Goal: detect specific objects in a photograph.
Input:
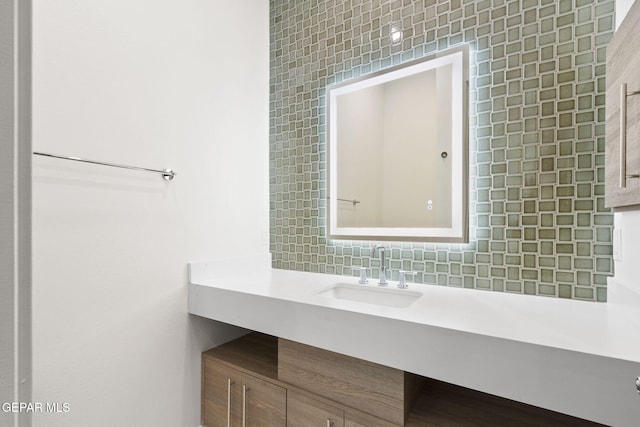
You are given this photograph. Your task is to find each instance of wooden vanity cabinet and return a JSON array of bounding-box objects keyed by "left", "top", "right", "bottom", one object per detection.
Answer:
[
  {"left": 202, "top": 333, "right": 600, "bottom": 427},
  {"left": 605, "top": 0, "right": 640, "bottom": 208}
]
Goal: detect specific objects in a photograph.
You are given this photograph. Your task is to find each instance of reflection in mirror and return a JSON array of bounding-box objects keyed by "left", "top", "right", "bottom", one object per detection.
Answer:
[{"left": 328, "top": 45, "right": 469, "bottom": 242}]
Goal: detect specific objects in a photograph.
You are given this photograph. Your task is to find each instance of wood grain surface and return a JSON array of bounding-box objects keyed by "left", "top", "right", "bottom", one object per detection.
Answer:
[
  {"left": 287, "top": 390, "right": 345, "bottom": 427},
  {"left": 202, "top": 332, "right": 601, "bottom": 426},
  {"left": 278, "top": 338, "right": 420, "bottom": 425},
  {"left": 606, "top": 0, "right": 640, "bottom": 207}
]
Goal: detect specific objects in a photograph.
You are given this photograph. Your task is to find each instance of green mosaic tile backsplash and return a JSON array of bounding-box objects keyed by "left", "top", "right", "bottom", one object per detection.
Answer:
[{"left": 269, "top": 0, "right": 615, "bottom": 301}]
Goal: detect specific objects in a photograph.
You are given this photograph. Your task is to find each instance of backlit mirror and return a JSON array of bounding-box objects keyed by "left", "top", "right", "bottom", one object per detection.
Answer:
[{"left": 327, "top": 45, "right": 469, "bottom": 242}]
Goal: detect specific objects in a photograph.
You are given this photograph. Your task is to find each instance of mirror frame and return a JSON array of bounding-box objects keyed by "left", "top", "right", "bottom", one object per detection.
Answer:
[{"left": 327, "top": 45, "right": 469, "bottom": 243}]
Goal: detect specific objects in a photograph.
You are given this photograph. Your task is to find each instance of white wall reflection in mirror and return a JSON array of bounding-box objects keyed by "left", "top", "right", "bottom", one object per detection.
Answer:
[{"left": 328, "top": 45, "right": 469, "bottom": 242}]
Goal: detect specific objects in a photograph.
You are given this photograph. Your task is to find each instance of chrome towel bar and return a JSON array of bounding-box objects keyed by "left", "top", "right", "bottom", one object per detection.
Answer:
[
  {"left": 33, "top": 151, "right": 176, "bottom": 181},
  {"left": 337, "top": 198, "right": 360, "bottom": 206}
]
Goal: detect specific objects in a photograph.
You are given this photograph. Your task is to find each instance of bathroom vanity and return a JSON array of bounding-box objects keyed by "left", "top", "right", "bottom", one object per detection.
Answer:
[
  {"left": 202, "top": 332, "right": 599, "bottom": 426},
  {"left": 189, "top": 255, "right": 640, "bottom": 426}
]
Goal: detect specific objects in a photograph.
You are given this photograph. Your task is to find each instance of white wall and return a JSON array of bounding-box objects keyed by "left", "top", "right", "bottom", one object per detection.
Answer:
[
  {"left": 31, "top": 1, "right": 269, "bottom": 426},
  {"left": 616, "top": 0, "right": 636, "bottom": 29},
  {"left": 613, "top": 210, "right": 640, "bottom": 290}
]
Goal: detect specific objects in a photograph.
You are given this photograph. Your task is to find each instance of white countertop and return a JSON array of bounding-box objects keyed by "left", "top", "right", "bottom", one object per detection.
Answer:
[
  {"left": 188, "top": 254, "right": 640, "bottom": 426},
  {"left": 190, "top": 264, "right": 640, "bottom": 363}
]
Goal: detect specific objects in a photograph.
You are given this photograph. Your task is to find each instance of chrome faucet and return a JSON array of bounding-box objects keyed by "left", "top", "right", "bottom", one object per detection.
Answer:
[{"left": 372, "top": 245, "right": 388, "bottom": 286}]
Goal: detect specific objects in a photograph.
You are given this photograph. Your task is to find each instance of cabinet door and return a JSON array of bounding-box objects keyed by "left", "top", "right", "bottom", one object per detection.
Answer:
[
  {"left": 203, "top": 359, "right": 242, "bottom": 427},
  {"left": 242, "top": 373, "right": 287, "bottom": 427},
  {"left": 287, "top": 391, "right": 344, "bottom": 427},
  {"left": 606, "top": 0, "right": 640, "bottom": 208}
]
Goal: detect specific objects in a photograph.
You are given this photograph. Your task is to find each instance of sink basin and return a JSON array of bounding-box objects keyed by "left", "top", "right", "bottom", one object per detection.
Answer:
[{"left": 315, "top": 283, "right": 422, "bottom": 308}]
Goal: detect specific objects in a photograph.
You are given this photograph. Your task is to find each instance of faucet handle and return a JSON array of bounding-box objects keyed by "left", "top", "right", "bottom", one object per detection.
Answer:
[
  {"left": 372, "top": 244, "right": 386, "bottom": 255},
  {"left": 398, "top": 270, "right": 416, "bottom": 289},
  {"left": 352, "top": 267, "right": 369, "bottom": 284}
]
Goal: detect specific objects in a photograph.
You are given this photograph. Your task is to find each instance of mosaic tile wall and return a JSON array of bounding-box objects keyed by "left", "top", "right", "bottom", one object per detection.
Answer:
[{"left": 269, "top": 0, "right": 615, "bottom": 301}]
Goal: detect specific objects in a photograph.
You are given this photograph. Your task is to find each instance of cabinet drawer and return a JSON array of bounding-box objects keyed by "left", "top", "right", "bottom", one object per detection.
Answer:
[{"left": 287, "top": 391, "right": 344, "bottom": 427}]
